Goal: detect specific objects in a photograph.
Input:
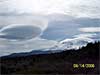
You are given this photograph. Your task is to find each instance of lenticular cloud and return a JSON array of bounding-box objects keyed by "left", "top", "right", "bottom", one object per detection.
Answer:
[
  {"left": 0, "top": 15, "right": 48, "bottom": 41},
  {"left": 0, "top": 24, "right": 42, "bottom": 41}
]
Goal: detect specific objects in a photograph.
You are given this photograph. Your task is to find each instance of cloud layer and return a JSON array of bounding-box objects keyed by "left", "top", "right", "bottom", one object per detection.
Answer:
[{"left": 0, "top": 0, "right": 100, "bottom": 18}]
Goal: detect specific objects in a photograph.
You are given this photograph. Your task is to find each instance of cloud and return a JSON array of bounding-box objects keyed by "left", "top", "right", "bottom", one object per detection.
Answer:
[
  {"left": 74, "top": 33, "right": 97, "bottom": 38},
  {"left": 0, "top": 37, "right": 57, "bottom": 56},
  {"left": 0, "top": 15, "right": 48, "bottom": 41},
  {"left": 79, "top": 27, "right": 100, "bottom": 32},
  {"left": 0, "top": 25, "right": 42, "bottom": 40},
  {"left": 74, "top": 33, "right": 100, "bottom": 41},
  {"left": 0, "top": 0, "right": 100, "bottom": 18}
]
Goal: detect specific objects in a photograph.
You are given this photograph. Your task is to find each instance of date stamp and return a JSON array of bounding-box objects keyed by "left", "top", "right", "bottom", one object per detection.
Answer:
[{"left": 73, "top": 64, "right": 95, "bottom": 68}]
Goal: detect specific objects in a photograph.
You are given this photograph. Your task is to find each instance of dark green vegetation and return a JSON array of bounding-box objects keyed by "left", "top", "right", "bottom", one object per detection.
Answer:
[{"left": 0, "top": 42, "right": 100, "bottom": 74}]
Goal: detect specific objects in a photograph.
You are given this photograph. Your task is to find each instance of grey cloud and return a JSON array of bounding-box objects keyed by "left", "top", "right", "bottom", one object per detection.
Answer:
[{"left": 0, "top": 25, "right": 42, "bottom": 41}]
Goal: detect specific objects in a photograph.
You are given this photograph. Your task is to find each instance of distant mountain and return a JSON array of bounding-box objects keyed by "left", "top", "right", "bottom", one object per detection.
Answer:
[{"left": 2, "top": 49, "right": 62, "bottom": 58}]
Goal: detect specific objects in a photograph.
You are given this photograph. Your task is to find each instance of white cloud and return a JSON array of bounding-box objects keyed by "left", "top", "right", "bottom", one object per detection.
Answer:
[{"left": 79, "top": 27, "right": 100, "bottom": 32}]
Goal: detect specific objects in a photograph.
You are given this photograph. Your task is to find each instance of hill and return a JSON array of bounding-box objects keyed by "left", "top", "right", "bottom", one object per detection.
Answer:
[{"left": 0, "top": 42, "right": 100, "bottom": 74}]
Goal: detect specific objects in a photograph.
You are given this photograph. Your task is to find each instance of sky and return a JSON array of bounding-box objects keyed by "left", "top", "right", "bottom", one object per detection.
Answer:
[
  {"left": 0, "top": 0, "right": 100, "bottom": 56},
  {"left": 0, "top": 0, "right": 100, "bottom": 18}
]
